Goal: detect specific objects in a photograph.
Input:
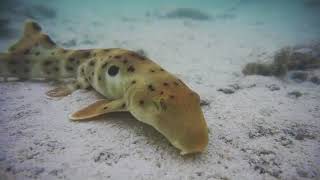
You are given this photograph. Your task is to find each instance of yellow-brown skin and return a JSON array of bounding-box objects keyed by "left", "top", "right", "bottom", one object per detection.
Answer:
[{"left": 0, "top": 20, "right": 208, "bottom": 155}]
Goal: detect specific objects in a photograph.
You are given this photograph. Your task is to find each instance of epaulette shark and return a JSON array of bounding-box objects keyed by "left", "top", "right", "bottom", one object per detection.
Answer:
[{"left": 0, "top": 20, "right": 208, "bottom": 155}]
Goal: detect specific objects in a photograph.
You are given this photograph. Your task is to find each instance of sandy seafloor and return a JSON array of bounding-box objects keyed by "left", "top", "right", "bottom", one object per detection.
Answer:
[{"left": 0, "top": 0, "right": 320, "bottom": 179}]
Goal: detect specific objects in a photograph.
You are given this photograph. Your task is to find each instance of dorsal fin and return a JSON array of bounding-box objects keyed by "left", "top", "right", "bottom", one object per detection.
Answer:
[
  {"left": 24, "top": 20, "right": 42, "bottom": 36},
  {"left": 8, "top": 20, "right": 56, "bottom": 54}
]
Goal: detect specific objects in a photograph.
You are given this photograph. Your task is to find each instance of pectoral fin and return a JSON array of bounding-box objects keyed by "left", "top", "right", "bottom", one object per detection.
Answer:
[
  {"left": 69, "top": 99, "right": 126, "bottom": 120},
  {"left": 46, "top": 86, "right": 73, "bottom": 97},
  {"left": 46, "top": 80, "right": 90, "bottom": 97}
]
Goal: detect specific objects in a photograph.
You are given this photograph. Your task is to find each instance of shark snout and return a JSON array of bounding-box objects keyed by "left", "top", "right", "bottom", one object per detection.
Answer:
[{"left": 155, "top": 95, "right": 209, "bottom": 155}]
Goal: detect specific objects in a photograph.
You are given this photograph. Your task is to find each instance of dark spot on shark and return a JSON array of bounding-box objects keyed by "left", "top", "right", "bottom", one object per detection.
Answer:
[
  {"left": 66, "top": 66, "right": 74, "bottom": 71},
  {"left": 104, "top": 106, "right": 108, "bottom": 109},
  {"left": 51, "top": 52, "right": 55, "bottom": 55},
  {"left": 122, "top": 103, "right": 126, "bottom": 108},
  {"left": 114, "top": 55, "right": 121, "bottom": 59},
  {"left": 139, "top": 100, "right": 144, "bottom": 105},
  {"left": 108, "top": 65, "right": 119, "bottom": 76},
  {"left": 123, "top": 59, "right": 128, "bottom": 64},
  {"left": 127, "top": 65, "right": 135, "bottom": 72},
  {"left": 76, "top": 84, "right": 81, "bottom": 89},
  {"left": 174, "top": 81, "right": 179, "bottom": 86},
  {"left": 170, "top": 95, "right": 175, "bottom": 99},
  {"left": 89, "top": 60, "right": 95, "bottom": 66},
  {"left": 68, "top": 57, "right": 75, "bottom": 62},
  {"left": 160, "top": 91, "right": 164, "bottom": 95},
  {"left": 8, "top": 60, "right": 17, "bottom": 65},
  {"left": 103, "top": 49, "right": 110, "bottom": 52},
  {"left": 131, "top": 80, "right": 136, "bottom": 84},
  {"left": 163, "top": 82, "right": 169, "bottom": 86},
  {"left": 160, "top": 68, "right": 164, "bottom": 71},
  {"left": 35, "top": 52, "right": 40, "bottom": 56},
  {"left": 148, "top": 84, "right": 155, "bottom": 91},
  {"left": 43, "top": 60, "right": 52, "bottom": 66},
  {"left": 98, "top": 76, "right": 102, "bottom": 81},
  {"left": 54, "top": 67, "right": 59, "bottom": 72},
  {"left": 24, "top": 49, "right": 30, "bottom": 55},
  {"left": 102, "top": 62, "right": 108, "bottom": 68},
  {"left": 76, "top": 60, "right": 80, "bottom": 65},
  {"left": 150, "top": 69, "right": 155, "bottom": 73},
  {"left": 92, "top": 72, "right": 94, "bottom": 76},
  {"left": 79, "top": 50, "right": 91, "bottom": 58}
]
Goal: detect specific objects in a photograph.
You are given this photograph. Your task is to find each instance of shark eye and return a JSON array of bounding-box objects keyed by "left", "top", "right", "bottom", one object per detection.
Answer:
[{"left": 108, "top": 65, "right": 119, "bottom": 76}]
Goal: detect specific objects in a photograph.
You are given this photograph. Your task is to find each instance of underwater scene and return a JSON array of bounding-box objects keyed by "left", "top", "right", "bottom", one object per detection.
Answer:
[{"left": 0, "top": 0, "right": 319, "bottom": 179}]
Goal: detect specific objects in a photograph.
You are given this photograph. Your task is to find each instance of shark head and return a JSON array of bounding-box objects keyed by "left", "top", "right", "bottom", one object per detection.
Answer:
[{"left": 127, "top": 79, "right": 208, "bottom": 155}]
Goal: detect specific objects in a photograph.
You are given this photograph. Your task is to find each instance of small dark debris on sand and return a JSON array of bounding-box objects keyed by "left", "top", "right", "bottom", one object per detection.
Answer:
[
  {"left": 296, "top": 165, "right": 318, "bottom": 178},
  {"left": 287, "top": 91, "right": 303, "bottom": 98},
  {"left": 217, "top": 83, "right": 250, "bottom": 94},
  {"left": 248, "top": 125, "right": 278, "bottom": 139},
  {"left": 282, "top": 123, "right": 316, "bottom": 140},
  {"left": 94, "top": 149, "right": 129, "bottom": 166},
  {"left": 290, "top": 71, "right": 309, "bottom": 82},
  {"left": 217, "top": 88, "right": 235, "bottom": 94},
  {"left": 310, "top": 76, "right": 320, "bottom": 85},
  {"left": 246, "top": 149, "right": 282, "bottom": 178},
  {"left": 266, "top": 84, "right": 280, "bottom": 91},
  {"left": 218, "top": 84, "right": 240, "bottom": 94},
  {"left": 164, "top": 8, "right": 212, "bottom": 21},
  {"left": 275, "top": 136, "right": 293, "bottom": 147}
]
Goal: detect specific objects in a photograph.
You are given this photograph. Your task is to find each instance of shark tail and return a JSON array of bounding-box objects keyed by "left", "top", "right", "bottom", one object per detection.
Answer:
[
  {"left": 8, "top": 20, "right": 57, "bottom": 54},
  {"left": 0, "top": 20, "right": 76, "bottom": 81}
]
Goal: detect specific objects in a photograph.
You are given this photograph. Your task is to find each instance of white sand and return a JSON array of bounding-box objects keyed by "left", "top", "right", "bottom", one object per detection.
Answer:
[{"left": 0, "top": 1, "right": 320, "bottom": 179}]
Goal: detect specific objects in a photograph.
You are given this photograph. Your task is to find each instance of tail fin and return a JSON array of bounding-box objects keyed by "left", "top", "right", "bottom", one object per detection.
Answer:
[
  {"left": 0, "top": 20, "right": 58, "bottom": 80},
  {"left": 8, "top": 20, "right": 56, "bottom": 54}
]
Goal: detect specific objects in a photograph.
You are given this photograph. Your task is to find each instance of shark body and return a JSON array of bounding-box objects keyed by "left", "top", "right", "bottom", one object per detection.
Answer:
[{"left": 0, "top": 21, "right": 208, "bottom": 155}]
